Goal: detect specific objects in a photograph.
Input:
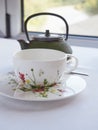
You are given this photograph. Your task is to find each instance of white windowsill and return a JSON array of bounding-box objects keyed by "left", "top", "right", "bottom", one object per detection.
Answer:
[
  {"left": 68, "top": 35, "right": 98, "bottom": 48},
  {"left": 14, "top": 32, "right": 98, "bottom": 48}
]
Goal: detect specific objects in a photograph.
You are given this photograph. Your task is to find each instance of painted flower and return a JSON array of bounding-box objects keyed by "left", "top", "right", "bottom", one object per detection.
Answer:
[
  {"left": 19, "top": 72, "right": 25, "bottom": 83},
  {"left": 25, "top": 79, "right": 30, "bottom": 84},
  {"left": 31, "top": 68, "right": 34, "bottom": 72},
  {"left": 57, "top": 89, "right": 66, "bottom": 93}
]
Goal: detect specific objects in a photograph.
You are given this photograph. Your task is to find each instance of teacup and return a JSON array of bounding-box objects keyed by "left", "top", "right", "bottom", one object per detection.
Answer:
[{"left": 13, "top": 49, "right": 78, "bottom": 88}]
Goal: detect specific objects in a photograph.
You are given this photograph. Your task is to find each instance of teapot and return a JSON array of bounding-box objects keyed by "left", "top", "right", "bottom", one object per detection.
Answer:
[{"left": 18, "top": 12, "right": 72, "bottom": 54}]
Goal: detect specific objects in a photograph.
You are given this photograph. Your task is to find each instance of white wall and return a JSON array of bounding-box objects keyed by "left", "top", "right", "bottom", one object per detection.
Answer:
[
  {"left": 0, "top": 0, "right": 6, "bottom": 36},
  {"left": 7, "top": 0, "right": 21, "bottom": 37},
  {"left": 0, "top": 0, "right": 21, "bottom": 37}
]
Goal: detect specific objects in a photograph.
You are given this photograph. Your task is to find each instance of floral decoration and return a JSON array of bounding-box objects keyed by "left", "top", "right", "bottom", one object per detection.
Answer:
[{"left": 8, "top": 68, "right": 67, "bottom": 98}]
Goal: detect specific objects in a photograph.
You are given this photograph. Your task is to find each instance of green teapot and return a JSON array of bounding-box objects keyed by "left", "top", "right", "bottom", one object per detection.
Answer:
[{"left": 18, "top": 12, "right": 72, "bottom": 54}]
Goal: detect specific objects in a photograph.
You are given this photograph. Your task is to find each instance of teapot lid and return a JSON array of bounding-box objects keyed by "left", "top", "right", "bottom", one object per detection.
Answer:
[{"left": 33, "top": 30, "right": 63, "bottom": 42}]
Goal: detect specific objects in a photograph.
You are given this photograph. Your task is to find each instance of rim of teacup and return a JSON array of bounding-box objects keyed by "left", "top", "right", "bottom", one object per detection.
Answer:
[{"left": 13, "top": 48, "right": 67, "bottom": 62}]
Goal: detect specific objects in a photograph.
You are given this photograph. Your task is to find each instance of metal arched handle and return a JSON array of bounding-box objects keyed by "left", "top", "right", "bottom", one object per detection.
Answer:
[{"left": 24, "top": 12, "right": 69, "bottom": 42}]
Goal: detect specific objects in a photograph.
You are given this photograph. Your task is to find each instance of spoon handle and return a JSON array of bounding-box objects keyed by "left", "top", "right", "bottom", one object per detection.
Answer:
[{"left": 70, "top": 72, "right": 88, "bottom": 76}]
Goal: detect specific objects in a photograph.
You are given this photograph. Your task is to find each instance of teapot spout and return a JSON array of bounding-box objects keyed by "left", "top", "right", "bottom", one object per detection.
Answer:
[{"left": 18, "top": 39, "right": 29, "bottom": 50}]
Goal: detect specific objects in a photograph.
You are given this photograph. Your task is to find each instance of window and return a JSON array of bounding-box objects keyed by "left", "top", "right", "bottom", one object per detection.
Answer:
[{"left": 22, "top": 0, "right": 98, "bottom": 37}]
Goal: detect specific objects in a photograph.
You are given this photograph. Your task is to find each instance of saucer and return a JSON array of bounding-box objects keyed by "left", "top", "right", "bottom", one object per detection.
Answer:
[{"left": 0, "top": 72, "right": 86, "bottom": 101}]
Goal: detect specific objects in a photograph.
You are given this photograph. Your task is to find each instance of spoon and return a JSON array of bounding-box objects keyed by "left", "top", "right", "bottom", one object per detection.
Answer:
[{"left": 70, "top": 72, "right": 88, "bottom": 76}]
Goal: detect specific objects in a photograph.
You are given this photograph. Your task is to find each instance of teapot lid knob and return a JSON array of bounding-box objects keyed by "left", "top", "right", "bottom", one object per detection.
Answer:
[{"left": 45, "top": 30, "right": 50, "bottom": 37}]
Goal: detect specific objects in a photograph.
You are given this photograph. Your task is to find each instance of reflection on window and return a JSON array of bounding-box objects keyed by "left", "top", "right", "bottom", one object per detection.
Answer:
[{"left": 23, "top": 0, "right": 98, "bottom": 36}]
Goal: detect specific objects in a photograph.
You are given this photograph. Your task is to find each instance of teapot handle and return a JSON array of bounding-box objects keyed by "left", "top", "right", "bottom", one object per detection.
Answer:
[{"left": 24, "top": 12, "right": 69, "bottom": 42}]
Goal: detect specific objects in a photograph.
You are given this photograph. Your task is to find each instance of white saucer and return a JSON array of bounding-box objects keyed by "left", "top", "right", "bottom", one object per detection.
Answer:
[{"left": 0, "top": 72, "right": 86, "bottom": 101}]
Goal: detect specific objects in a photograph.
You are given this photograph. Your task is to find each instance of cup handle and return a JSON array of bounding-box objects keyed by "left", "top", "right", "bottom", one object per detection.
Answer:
[{"left": 65, "top": 55, "right": 78, "bottom": 73}]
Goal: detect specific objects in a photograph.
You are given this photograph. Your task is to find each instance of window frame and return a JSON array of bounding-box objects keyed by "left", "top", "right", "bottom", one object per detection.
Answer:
[{"left": 21, "top": 0, "right": 98, "bottom": 48}]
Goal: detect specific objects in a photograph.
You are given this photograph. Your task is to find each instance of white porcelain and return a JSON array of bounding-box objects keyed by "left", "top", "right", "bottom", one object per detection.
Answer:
[
  {"left": 0, "top": 72, "right": 86, "bottom": 101},
  {"left": 13, "top": 49, "right": 78, "bottom": 88}
]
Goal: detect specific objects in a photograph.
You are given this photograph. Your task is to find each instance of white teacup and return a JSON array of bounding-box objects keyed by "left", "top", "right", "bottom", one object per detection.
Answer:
[{"left": 13, "top": 49, "right": 78, "bottom": 87}]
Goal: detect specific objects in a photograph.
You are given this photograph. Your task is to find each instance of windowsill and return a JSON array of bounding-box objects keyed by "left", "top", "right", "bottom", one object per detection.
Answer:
[
  {"left": 13, "top": 32, "right": 98, "bottom": 48},
  {"left": 68, "top": 35, "right": 98, "bottom": 48}
]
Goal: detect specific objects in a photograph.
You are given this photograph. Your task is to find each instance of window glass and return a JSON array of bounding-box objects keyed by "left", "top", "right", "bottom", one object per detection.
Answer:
[{"left": 23, "top": 0, "right": 98, "bottom": 36}]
